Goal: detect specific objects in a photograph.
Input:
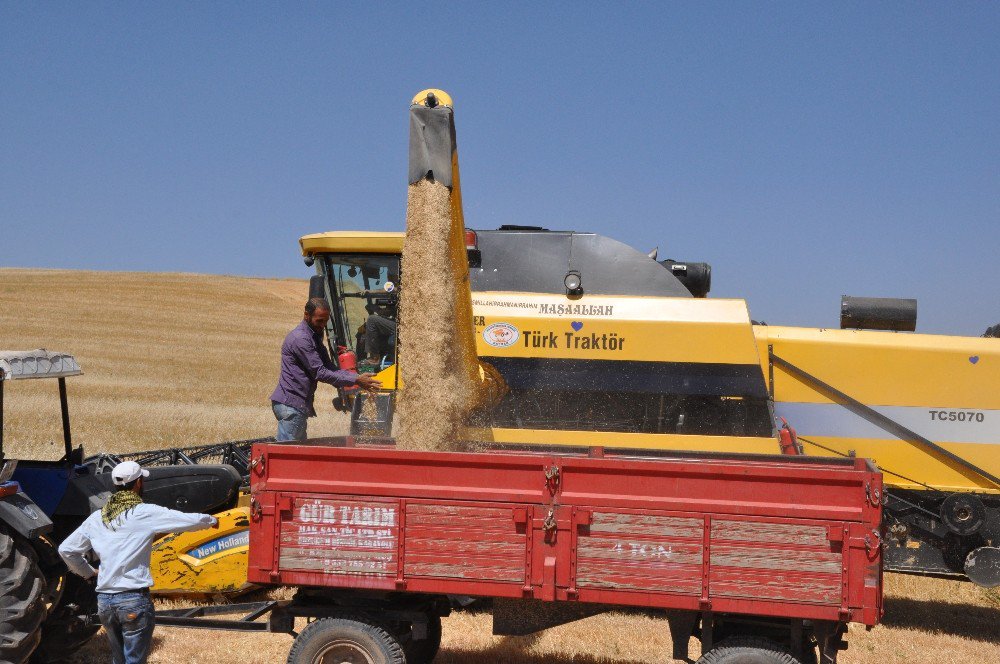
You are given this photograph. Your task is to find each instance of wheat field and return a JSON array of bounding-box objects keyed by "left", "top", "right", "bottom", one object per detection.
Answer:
[{"left": 0, "top": 268, "right": 997, "bottom": 663}]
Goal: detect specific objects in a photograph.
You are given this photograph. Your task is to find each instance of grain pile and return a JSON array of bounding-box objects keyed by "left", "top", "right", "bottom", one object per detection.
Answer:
[{"left": 395, "top": 179, "right": 476, "bottom": 451}]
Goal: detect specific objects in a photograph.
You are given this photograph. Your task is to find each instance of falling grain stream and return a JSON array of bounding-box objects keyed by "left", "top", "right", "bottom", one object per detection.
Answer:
[{"left": 395, "top": 179, "right": 476, "bottom": 451}]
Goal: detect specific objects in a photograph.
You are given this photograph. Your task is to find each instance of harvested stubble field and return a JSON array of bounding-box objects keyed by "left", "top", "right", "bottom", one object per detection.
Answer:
[{"left": 1, "top": 268, "right": 997, "bottom": 663}]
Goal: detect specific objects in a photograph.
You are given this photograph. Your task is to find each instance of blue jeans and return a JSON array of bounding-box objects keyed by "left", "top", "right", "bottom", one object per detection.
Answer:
[
  {"left": 273, "top": 401, "right": 308, "bottom": 441},
  {"left": 97, "top": 591, "right": 155, "bottom": 664}
]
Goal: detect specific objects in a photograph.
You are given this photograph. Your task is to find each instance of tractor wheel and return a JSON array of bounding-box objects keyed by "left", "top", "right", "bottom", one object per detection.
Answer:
[
  {"left": 287, "top": 614, "right": 405, "bottom": 664},
  {"left": 30, "top": 574, "right": 100, "bottom": 663},
  {"left": 697, "top": 637, "right": 809, "bottom": 664},
  {"left": 0, "top": 526, "right": 46, "bottom": 664}
]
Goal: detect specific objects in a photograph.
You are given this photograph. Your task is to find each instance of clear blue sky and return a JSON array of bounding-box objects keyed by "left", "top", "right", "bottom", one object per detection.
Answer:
[{"left": 2, "top": 3, "right": 997, "bottom": 335}]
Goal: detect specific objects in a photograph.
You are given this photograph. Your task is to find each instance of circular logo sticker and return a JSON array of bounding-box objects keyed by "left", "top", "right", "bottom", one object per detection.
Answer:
[{"left": 482, "top": 322, "right": 520, "bottom": 348}]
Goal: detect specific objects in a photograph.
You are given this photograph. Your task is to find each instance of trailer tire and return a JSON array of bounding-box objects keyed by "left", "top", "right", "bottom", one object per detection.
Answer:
[
  {"left": 0, "top": 527, "right": 46, "bottom": 664},
  {"left": 697, "top": 637, "right": 806, "bottom": 664},
  {"left": 287, "top": 615, "right": 405, "bottom": 664},
  {"left": 402, "top": 614, "right": 441, "bottom": 664}
]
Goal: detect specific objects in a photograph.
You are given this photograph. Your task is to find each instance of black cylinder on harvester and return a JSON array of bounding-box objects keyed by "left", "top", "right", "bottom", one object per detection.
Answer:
[{"left": 840, "top": 295, "right": 917, "bottom": 331}]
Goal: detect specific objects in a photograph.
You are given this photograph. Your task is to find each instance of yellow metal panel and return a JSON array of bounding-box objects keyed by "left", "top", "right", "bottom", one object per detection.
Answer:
[
  {"left": 798, "top": 436, "right": 999, "bottom": 494},
  {"left": 472, "top": 293, "right": 762, "bottom": 365},
  {"left": 374, "top": 363, "right": 397, "bottom": 390},
  {"left": 755, "top": 325, "right": 1000, "bottom": 493},
  {"left": 755, "top": 325, "right": 1000, "bottom": 408},
  {"left": 468, "top": 426, "right": 778, "bottom": 453},
  {"left": 150, "top": 507, "right": 253, "bottom": 596},
  {"left": 412, "top": 88, "right": 454, "bottom": 107},
  {"left": 441, "top": 121, "right": 487, "bottom": 405},
  {"left": 299, "top": 231, "right": 404, "bottom": 256}
]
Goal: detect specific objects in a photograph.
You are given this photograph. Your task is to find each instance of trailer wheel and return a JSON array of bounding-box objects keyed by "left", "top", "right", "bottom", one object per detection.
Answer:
[
  {"left": 0, "top": 527, "right": 46, "bottom": 664},
  {"left": 401, "top": 614, "right": 441, "bottom": 664},
  {"left": 287, "top": 615, "right": 405, "bottom": 664},
  {"left": 697, "top": 637, "right": 807, "bottom": 664}
]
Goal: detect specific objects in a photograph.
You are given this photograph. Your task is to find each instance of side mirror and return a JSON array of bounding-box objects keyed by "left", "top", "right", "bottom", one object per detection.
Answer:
[{"left": 308, "top": 275, "right": 327, "bottom": 302}]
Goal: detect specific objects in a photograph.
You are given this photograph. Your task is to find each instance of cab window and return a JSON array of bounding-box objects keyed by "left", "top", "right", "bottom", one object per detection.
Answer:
[{"left": 323, "top": 255, "right": 400, "bottom": 369}]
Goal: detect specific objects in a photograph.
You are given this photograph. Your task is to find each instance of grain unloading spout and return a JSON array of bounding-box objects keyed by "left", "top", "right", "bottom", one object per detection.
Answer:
[
  {"left": 396, "top": 89, "right": 505, "bottom": 449},
  {"left": 408, "top": 89, "right": 457, "bottom": 188}
]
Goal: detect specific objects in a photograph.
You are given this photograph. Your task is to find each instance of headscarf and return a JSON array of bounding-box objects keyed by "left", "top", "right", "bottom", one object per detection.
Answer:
[{"left": 101, "top": 491, "right": 143, "bottom": 528}]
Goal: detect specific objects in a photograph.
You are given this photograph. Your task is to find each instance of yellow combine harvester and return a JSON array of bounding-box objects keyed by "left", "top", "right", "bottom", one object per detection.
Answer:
[
  {"left": 141, "top": 89, "right": 996, "bottom": 597},
  {"left": 297, "top": 89, "right": 1000, "bottom": 587}
]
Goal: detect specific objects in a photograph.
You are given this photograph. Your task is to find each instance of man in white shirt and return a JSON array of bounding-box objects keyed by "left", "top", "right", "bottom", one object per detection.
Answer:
[{"left": 58, "top": 461, "right": 219, "bottom": 664}]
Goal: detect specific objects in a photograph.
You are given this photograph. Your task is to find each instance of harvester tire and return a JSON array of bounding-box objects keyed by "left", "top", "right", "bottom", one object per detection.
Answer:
[
  {"left": 697, "top": 637, "right": 808, "bottom": 664},
  {"left": 0, "top": 527, "right": 46, "bottom": 664},
  {"left": 287, "top": 614, "right": 405, "bottom": 664}
]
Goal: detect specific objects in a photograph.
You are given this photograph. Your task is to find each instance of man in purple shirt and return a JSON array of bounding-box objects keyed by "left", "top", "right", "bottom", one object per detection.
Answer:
[{"left": 270, "top": 298, "right": 381, "bottom": 440}]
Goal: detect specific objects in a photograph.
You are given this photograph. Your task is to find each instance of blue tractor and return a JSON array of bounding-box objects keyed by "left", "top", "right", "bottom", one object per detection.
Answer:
[
  {"left": 0, "top": 350, "right": 243, "bottom": 663},
  {"left": 0, "top": 350, "right": 94, "bottom": 663}
]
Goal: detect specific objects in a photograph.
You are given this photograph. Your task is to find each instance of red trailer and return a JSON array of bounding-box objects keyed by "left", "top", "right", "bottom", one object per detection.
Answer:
[{"left": 237, "top": 438, "right": 883, "bottom": 664}]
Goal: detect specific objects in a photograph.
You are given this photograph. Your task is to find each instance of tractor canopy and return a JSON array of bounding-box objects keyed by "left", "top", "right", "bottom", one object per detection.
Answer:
[
  {"left": 0, "top": 350, "right": 82, "bottom": 381},
  {"left": 0, "top": 349, "right": 83, "bottom": 466}
]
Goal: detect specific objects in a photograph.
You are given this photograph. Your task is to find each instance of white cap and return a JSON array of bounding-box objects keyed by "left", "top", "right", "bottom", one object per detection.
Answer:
[{"left": 111, "top": 461, "right": 150, "bottom": 486}]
